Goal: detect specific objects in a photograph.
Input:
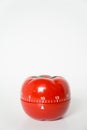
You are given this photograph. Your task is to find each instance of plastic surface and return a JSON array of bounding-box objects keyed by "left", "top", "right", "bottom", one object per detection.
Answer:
[{"left": 20, "top": 75, "right": 71, "bottom": 120}]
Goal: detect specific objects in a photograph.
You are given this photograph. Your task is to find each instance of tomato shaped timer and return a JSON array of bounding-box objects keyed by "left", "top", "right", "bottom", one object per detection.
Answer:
[{"left": 20, "top": 75, "right": 71, "bottom": 120}]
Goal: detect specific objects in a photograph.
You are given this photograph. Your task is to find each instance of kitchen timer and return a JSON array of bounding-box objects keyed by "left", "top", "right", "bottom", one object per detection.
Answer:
[{"left": 20, "top": 75, "right": 71, "bottom": 120}]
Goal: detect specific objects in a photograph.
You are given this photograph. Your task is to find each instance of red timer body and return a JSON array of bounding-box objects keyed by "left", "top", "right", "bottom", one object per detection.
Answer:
[{"left": 20, "top": 75, "right": 71, "bottom": 120}]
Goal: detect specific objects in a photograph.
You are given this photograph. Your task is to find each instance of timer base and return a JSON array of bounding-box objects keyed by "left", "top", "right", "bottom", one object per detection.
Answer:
[{"left": 21, "top": 100, "right": 70, "bottom": 121}]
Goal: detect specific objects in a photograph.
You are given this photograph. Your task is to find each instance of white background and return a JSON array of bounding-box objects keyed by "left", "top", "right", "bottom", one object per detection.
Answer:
[{"left": 0, "top": 0, "right": 87, "bottom": 130}]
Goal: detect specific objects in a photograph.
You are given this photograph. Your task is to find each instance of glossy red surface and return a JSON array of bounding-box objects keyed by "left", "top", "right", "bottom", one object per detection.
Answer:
[{"left": 20, "top": 75, "right": 71, "bottom": 120}]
